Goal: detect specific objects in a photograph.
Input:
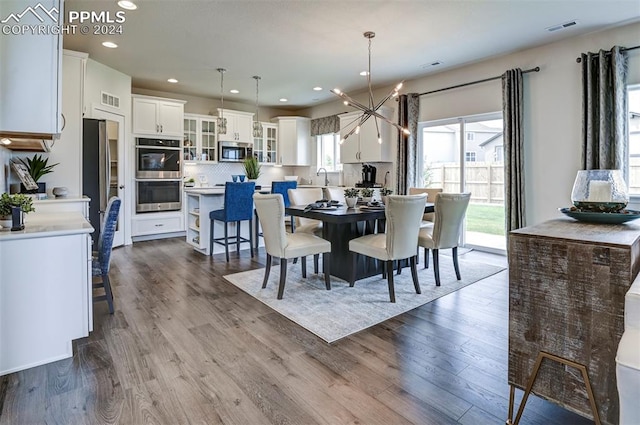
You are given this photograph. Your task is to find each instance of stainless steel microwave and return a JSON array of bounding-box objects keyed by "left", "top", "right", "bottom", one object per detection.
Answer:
[{"left": 219, "top": 141, "right": 253, "bottom": 162}]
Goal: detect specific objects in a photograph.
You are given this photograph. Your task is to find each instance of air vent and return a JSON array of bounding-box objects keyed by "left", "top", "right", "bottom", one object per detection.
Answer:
[
  {"left": 546, "top": 20, "right": 578, "bottom": 32},
  {"left": 101, "top": 91, "right": 120, "bottom": 108},
  {"left": 421, "top": 61, "right": 443, "bottom": 69}
]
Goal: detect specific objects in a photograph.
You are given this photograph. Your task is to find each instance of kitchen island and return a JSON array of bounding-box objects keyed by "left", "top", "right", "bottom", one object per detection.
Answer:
[{"left": 0, "top": 212, "right": 94, "bottom": 376}]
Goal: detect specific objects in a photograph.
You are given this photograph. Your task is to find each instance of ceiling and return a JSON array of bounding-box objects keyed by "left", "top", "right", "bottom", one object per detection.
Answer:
[{"left": 63, "top": 0, "right": 640, "bottom": 110}]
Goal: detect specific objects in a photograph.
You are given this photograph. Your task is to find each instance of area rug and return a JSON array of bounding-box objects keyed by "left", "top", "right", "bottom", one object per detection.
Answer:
[{"left": 223, "top": 258, "right": 505, "bottom": 343}]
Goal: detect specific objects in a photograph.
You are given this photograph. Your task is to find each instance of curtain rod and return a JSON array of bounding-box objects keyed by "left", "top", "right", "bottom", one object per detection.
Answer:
[
  {"left": 418, "top": 67, "right": 540, "bottom": 97},
  {"left": 575, "top": 45, "right": 640, "bottom": 63}
]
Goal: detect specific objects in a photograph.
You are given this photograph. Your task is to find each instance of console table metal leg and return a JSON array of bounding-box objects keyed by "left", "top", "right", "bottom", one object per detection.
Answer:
[{"left": 506, "top": 351, "right": 601, "bottom": 425}]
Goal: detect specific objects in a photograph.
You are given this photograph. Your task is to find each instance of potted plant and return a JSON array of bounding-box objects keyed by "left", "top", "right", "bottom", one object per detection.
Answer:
[
  {"left": 0, "top": 193, "right": 35, "bottom": 229},
  {"left": 243, "top": 156, "right": 261, "bottom": 181},
  {"left": 17, "top": 154, "right": 58, "bottom": 193},
  {"left": 360, "top": 187, "right": 374, "bottom": 203},
  {"left": 184, "top": 177, "right": 196, "bottom": 187},
  {"left": 344, "top": 187, "right": 359, "bottom": 208},
  {"left": 380, "top": 187, "right": 393, "bottom": 204}
]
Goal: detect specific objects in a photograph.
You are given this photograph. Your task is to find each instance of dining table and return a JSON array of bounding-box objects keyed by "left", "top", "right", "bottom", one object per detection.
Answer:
[{"left": 286, "top": 202, "right": 435, "bottom": 281}]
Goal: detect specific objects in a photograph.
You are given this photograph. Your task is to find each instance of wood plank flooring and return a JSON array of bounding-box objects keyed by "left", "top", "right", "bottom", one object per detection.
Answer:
[{"left": 0, "top": 238, "right": 595, "bottom": 424}]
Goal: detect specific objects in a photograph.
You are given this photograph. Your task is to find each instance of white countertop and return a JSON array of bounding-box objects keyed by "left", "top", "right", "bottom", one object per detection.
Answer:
[
  {"left": 33, "top": 197, "right": 90, "bottom": 204},
  {"left": 0, "top": 212, "right": 94, "bottom": 241}
]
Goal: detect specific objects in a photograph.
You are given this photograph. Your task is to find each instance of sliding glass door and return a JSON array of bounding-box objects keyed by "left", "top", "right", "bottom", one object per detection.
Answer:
[{"left": 418, "top": 112, "right": 506, "bottom": 252}]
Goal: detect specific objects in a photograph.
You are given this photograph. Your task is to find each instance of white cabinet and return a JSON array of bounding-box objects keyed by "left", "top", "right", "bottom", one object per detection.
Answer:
[
  {"left": 253, "top": 122, "right": 278, "bottom": 164},
  {"left": 0, "top": 0, "right": 63, "bottom": 135},
  {"left": 131, "top": 212, "right": 184, "bottom": 237},
  {"left": 185, "top": 192, "right": 224, "bottom": 255},
  {"left": 340, "top": 106, "right": 393, "bottom": 163},
  {"left": 216, "top": 109, "right": 254, "bottom": 143},
  {"left": 184, "top": 114, "right": 217, "bottom": 162},
  {"left": 132, "top": 95, "right": 185, "bottom": 137},
  {"left": 273, "top": 116, "right": 311, "bottom": 166}
]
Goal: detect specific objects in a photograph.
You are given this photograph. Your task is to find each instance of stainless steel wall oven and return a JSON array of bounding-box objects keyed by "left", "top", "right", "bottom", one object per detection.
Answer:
[{"left": 135, "top": 138, "right": 182, "bottom": 212}]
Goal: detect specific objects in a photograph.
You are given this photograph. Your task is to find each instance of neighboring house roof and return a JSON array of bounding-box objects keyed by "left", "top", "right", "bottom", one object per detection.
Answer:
[{"left": 479, "top": 133, "right": 503, "bottom": 147}]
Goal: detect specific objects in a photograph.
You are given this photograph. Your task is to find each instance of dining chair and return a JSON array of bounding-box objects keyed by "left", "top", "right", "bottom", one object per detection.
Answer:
[
  {"left": 409, "top": 187, "right": 443, "bottom": 227},
  {"left": 324, "top": 187, "right": 346, "bottom": 204},
  {"left": 255, "top": 180, "right": 298, "bottom": 250},
  {"left": 348, "top": 194, "right": 426, "bottom": 303},
  {"left": 418, "top": 192, "right": 471, "bottom": 286},
  {"left": 92, "top": 196, "right": 121, "bottom": 314},
  {"left": 253, "top": 193, "right": 331, "bottom": 299},
  {"left": 210, "top": 182, "right": 255, "bottom": 261},
  {"left": 288, "top": 187, "right": 324, "bottom": 273}
]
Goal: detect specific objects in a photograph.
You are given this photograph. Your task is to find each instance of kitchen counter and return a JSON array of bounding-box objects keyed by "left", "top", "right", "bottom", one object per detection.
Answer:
[
  {"left": 0, "top": 212, "right": 94, "bottom": 241},
  {"left": 0, "top": 212, "right": 94, "bottom": 376}
]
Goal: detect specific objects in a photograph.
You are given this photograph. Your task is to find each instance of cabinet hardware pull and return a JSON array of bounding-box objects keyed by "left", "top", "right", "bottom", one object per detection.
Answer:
[{"left": 155, "top": 224, "right": 164, "bottom": 227}]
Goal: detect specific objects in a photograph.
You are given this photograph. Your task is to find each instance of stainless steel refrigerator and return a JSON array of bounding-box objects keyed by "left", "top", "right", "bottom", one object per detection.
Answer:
[{"left": 82, "top": 118, "right": 112, "bottom": 250}]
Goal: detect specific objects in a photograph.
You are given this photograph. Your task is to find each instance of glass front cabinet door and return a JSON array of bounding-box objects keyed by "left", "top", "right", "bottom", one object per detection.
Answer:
[
  {"left": 183, "top": 114, "right": 217, "bottom": 162},
  {"left": 253, "top": 122, "right": 278, "bottom": 164}
]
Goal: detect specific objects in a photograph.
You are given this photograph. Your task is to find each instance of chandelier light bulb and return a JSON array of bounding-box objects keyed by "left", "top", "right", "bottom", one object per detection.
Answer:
[
  {"left": 377, "top": 134, "right": 382, "bottom": 144},
  {"left": 403, "top": 128, "right": 411, "bottom": 135},
  {"left": 339, "top": 138, "right": 345, "bottom": 145},
  {"left": 395, "top": 82, "right": 403, "bottom": 91},
  {"left": 332, "top": 88, "right": 341, "bottom": 95},
  {"left": 355, "top": 125, "right": 361, "bottom": 135}
]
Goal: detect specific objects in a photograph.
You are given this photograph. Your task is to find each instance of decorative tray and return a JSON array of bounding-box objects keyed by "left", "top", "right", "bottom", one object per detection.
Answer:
[{"left": 558, "top": 207, "right": 640, "bottom": 224}]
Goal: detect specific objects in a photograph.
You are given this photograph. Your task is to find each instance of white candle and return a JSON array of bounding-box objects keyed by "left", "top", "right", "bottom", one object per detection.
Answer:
[{"left": 588, "top": 180, "right": 613, "bottom": 202}]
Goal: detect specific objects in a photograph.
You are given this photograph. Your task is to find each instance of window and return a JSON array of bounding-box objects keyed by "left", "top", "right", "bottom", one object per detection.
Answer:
[
  {"left": 465, "top": 151, "right": 476, "bottom": 162},
  {"left": 466, "top": 132, "right": 475, "bottom": 141},
  {"left": 494, "top": 145, "right": 504, "bottom": 162},
  {"left": 629, "top": 85, "right": 640, "bottom": 195},
  {"left": 316, "top": 133, "right": 342, "bottom": 172}
]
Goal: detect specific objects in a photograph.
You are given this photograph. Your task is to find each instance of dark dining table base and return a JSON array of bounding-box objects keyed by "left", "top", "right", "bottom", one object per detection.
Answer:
[{"left": 322, "top": 219, "right": 383, "bottom": 281}]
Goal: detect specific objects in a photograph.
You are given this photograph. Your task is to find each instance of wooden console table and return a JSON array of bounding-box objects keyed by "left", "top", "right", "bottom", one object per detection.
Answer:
[{"left": 508, "top": 218, "right": 640, "bottom": 425}]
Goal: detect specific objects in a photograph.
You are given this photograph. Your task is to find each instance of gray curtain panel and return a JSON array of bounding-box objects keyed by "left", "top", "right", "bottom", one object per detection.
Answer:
[
  {"left": 502, "top": 68, "right": 526, "bottom": 235},
  {"left": 310, "top": 115, "right": 340, "bottom": 137},
  {"left": 395, "top": 93, "right": 420, "bottom": 195},
  {"left": 581, "top": 46, "right": 629, "bottom": 181}
]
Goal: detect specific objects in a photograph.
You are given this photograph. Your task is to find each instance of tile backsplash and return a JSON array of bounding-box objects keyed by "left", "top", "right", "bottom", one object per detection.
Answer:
[{"left": 183, "top": 162, "right": 295, "bottom": 187}]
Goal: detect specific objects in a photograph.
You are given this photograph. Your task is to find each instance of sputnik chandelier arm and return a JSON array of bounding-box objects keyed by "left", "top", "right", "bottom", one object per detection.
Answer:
[{"left": 331, "top": 31, "right": 409, "bottom": 145}]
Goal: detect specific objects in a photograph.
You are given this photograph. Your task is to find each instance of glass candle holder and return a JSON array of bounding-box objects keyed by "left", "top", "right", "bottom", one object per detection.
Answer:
[{"left": 571, "top": 169, "right": 628, "bottom": 212}]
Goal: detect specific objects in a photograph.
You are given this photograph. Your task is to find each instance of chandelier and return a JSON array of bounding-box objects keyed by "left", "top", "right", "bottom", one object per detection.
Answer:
[
  {"left": 331, "top": 31, "right": 410, "bottom": 144},
  {"left": 216, "top": 68, "right": 227, "bottom": 135},
  {"left": 252, "top": 76, "right": 263, "bottom": 138}
]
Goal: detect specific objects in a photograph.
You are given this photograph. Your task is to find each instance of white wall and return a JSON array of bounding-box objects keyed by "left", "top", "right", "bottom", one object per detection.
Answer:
[{"left": 301, "top": 21, "right": 640, "bottom": 226}]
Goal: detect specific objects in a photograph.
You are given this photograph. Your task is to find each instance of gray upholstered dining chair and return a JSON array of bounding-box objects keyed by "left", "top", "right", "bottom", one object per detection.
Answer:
[
  {"left": 409, "top": 187, "right": 442, "bottom": 227},
  {"left": 324, "top": 187, "right": 346, "bottom": 204},
  {"left": 92, "top": 196, "right": 121, "bottom": 314},
  {"left": 287, "top": 188, "right": 323, "bottom": 236},
  {"left": 348, "top": 194, "right": 426, "bottom": 303},
  {"left": 253, "top": 193, "right": 332, "bottom": 299},
  {"left": 418, "top": 192, "right": 471, "bottom": 286}
]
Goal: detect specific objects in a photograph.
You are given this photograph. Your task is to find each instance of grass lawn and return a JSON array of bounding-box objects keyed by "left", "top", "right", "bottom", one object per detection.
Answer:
[{"left": 466, "top": 203, "right": 505, "bottom": 236}]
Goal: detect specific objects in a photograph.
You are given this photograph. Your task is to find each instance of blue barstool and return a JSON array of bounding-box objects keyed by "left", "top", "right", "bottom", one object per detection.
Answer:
[
  {"left": 255, "top": 180, "right": 297, "bottom": 250},
  {"left": 210, "top": 182, "right": 255, "bottom": 261}
]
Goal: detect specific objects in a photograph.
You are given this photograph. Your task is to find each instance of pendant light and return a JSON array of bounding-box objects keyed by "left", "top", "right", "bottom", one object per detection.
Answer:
[
  {"left": 252, "top": 76, "right": 263, "bottom": 138},
  {"left": 217, "top": 68, "right": 227, "bottom": 135},
  {"left": 331, "top": 31, "right": 410, "bottom": 144}
]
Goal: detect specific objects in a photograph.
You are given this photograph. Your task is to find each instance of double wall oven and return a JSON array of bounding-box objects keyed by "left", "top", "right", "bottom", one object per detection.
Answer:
[{"left": 135, "top": 138, "right": 182, "bottom": 212}]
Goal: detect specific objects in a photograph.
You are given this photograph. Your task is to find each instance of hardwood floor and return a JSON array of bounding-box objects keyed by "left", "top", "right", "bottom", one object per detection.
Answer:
[{"left": 0, "top": 238, "right": 595, "bottom": 424}]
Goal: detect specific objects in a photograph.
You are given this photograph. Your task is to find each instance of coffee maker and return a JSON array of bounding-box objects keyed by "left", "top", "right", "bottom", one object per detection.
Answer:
[{"left": 356, "top": 164, "right": 381, "bottom": 188}]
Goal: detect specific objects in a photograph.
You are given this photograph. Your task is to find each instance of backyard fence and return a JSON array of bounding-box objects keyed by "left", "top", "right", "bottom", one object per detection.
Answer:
[{"left": 427, "top": 162, "right": 505, "bottom": 204}]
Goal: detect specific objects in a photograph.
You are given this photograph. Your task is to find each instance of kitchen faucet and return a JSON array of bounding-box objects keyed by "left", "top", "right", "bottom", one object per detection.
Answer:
[{"left": 317, "top": 168, "right": 329, "bottom": 186}]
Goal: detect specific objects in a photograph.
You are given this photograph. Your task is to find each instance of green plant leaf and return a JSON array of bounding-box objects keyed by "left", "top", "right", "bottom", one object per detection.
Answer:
[{"left": 18, "top": 154, "right": 58, "bottom": 182}]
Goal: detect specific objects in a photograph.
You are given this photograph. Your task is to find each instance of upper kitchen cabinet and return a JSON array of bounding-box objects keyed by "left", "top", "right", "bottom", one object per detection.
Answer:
[
  {"left": 132, "top": 95, "right": 185, "bottom": 138},
  {"left": 340, "top": 106, "right": 393, "bottom": 163},
  {"left": 216, "top": 109, "right": 254, "bottom": 143},
  {"left": 0, "top": 0, "right": 63, "bottom": 135},
  {"left": 183, "top": 114, "right": 217, "bottom": 162},
  {"left": 273, "top": 116, "right": 310, "bottom": 166},
  {"left": 253, "top": 122, "right": 277, "bottom": 164}
]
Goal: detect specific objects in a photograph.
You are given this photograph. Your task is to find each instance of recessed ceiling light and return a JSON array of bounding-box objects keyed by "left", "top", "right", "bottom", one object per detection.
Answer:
[
  {"left": 279, "top": 98, "right": 288, "bottom": 102},
  {"left": 117, "top": 1, "right": 137, "bottom": 10},
  {"left": 167, "top": 78, "right": 178, "bottom": 83},
  {"left": 230, "top": 89, "right": 239, "bottom": 94},
  {"left": 313, "top": 86, "right": 322, "bottom": 91},
  {"left": 359, "top": 71, "right": 369, "bottom": 76},
  {"left": 102, "top": 41, "right": 118, "bottom": 48}
]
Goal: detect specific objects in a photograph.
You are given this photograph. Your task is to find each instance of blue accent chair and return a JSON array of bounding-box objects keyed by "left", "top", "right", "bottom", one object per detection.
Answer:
[
  {"left": 92, "top": 196, "right": 121, "bottom": 314},
  {"left": 210, "top": 182, "right": 255, "bottom": 261},
  {"left": 255, "top": 180, "right": 298, "bottom": 250}
]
